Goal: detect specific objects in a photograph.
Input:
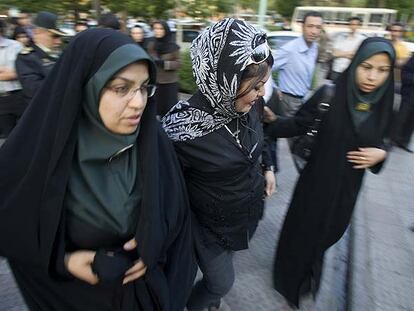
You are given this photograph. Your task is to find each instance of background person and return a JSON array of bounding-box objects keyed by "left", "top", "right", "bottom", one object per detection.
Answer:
[
  {"left": 0, "top": 19, "right": 25, "bottom": 139},
  {"left": 146, "top": 20, "right": 181, "bottom": 117},
  {"left": 272, "top": 11, "right": 323, "bottom": 117},
  {"left": 15, "top": 11, "right": 64, "bottom": 104},
  {"left": 74, "top": 20, "right": 89, "bottom": 33},
  {"left": 97, "top": 12, "right": 121, "bottom": 30},
  {"left": 12, "top": 27, "right": 31, "bottom": 47},
  {"left": 392, "top": 53, "right": 414, "bottom": 153},
  {"left": 330, "top": 16, "right": 365, "bottom": 81},
  {"left": 130, "top": 24, "right": 147, "bottom": 49}
]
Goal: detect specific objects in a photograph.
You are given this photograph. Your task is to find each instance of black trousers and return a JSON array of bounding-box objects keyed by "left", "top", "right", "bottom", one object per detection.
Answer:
[
  {"left": 0, "top": 91, "right": 26, "bottom": 138},
  {"left": 393, "top": 95, "right": 414, "bottom": 147}
]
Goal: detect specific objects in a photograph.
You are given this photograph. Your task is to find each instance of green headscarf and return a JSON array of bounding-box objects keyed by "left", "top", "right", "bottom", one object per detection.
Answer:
[
  {"left": 65, "top": 44, "right": 155, "bottom": 237},
  {"left": 347, "top": 40, "right": 395, "bottom": 128}
]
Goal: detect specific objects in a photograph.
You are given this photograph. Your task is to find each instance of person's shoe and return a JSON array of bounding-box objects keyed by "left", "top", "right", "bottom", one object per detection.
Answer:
[
  {"left": 208, "top": 300, "right": 231, "bottom": 311},
  {"left": 409, "top": 224, "right": 414, "bottom": 232},
  {"left": 400, "top": 145, "right": 413, "bottom": 153},
  {"left": 393, "top": 141, "right": 413, "bottom": 153}
]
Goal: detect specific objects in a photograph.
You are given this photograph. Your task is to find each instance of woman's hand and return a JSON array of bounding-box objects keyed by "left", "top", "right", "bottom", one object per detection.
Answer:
[
  {"left": 65, "top": 251, "right": 99, "bottom": 285},
  {"left": 347, "top": 147, "right": 387, "bottom": 169},
  {"left": 263, "top": 106, "right": 277, "bottom": 123},
  {"left": 122, "top": 238, "right": 147, "bottom": 285},
  {"left": 264, "top": 170, "right": 277, "bottom": 197}
]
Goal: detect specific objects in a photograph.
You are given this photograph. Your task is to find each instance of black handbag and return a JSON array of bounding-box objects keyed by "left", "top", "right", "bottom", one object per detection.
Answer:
[{"left": 291, "top": 83, "right": 336, "bottom": 172}]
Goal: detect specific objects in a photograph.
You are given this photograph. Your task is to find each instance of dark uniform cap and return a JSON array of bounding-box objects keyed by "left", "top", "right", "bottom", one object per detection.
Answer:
[{"left": 34, "top": 11, "right": 66, "bottom": 36}]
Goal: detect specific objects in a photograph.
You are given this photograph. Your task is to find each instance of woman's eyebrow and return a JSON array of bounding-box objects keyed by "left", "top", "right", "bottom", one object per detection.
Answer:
[
  {"left": 111, "top": 76, "right": 150, "bottom": 84},
  {"left": 111, "top": 76, "right": 134, "bottom": 84}
]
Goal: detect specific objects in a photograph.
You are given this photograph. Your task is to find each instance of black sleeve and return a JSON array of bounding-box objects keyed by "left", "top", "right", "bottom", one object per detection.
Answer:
[
  {"left": 15, "top": 54, "right": 44, "bottom": 99},
  {"left": 401, "top": 56, "right": 414, "bottom": 87},
  {"left": 255, "top": 98, "right": 273, "bottom": 170},
  {"left": 265, "top": 87, "right": 326, "bottom": 138},
  {"left": 173, "top": 142, "right": 192, "bottom": 173},
  {"left": 261, "top": 136, "right": 273, "bottom": 171}
]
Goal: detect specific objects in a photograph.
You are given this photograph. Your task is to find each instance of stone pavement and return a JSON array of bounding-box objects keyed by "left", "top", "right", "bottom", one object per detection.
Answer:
[
  {"left": 349, "top": 143, "right": 414, "bottom": 311},
  {"left": 1, "top": 138, "right": 414, "bottom": 311}
]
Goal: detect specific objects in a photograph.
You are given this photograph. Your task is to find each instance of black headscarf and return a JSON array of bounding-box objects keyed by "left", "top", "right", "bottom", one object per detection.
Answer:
[
  {"left": 346, "top": 38, "right": 395, "bottom": 128},
  {"left": 12, "top": 26, "right": 29, "bottom": 40},
  {"left": 152, "top": 20, "right": 179, "bottom": 55},
  {"left": 339, "top": 37, "right": 396, "bottom": 133},
  {"left": 0, "top": 28, "right": 195, "bottom": 310}
]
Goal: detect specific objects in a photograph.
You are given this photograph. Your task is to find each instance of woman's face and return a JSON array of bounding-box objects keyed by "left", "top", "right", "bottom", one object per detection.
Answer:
[
  {"left": 234, "top": 69, "right": 271, "bottom": 113},
  {"left": 16, "top": 34, "right": 30, "bottom": 46},
  {"left": 99, "top": 61, "right": 150, "bottom": 135},
  {"left": 355, "top": 53, "right": 391, "bottom": 93},
  {"left": 153, "top": 23, "right": 166, "bottom": 38},
  {"left": 131, "top": 27, "right": 144, "bottom": 43}
]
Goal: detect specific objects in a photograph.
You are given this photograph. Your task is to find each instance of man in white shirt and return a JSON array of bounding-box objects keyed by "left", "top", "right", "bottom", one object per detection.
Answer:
[
  {"left": 0, "top": 19, "right": 24, "bottom": 139},
  {"left": 330, "top": 17, "right": 365, "bottom": 81}
]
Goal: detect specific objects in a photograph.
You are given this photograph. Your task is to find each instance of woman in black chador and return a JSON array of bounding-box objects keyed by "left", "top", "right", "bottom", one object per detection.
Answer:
[
  {"left": 265, "top": 37, "right": 396, "bottom": 307},
  {"left": 163, "top": 18, "right": 276, "bottom": 310},
  {"left": 146, "top": 20, "right": 181, "bottom": 117},
  {"left": 0, "top": 28, "right": 196, "bottom": 311}
]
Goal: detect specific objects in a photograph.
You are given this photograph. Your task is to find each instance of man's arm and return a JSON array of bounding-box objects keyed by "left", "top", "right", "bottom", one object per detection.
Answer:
[{"left": 0, "top": 67, "right": 18, "bottom": 81}]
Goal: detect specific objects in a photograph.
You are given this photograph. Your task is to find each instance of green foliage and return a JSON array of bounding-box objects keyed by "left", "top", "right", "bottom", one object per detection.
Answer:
[
  {"left": 0, "top": 0, "right": 89, "bottom": 15},
  {"left": 266, "top": 25, "right": 283, "bottom": 31},
  {"left": 101, "top": 0, "right": 174, "bottom": 19},
  {"left": 178, "top": 50, "right": 197, "bottom": 94},
  {"left": 275, "top": 0, "right": 300, "bottom": 19}
]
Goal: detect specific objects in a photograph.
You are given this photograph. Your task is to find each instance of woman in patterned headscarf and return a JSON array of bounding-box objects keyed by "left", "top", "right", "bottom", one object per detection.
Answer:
[{"left": 162, "top": 18, "right": 275, "bottom": 310}]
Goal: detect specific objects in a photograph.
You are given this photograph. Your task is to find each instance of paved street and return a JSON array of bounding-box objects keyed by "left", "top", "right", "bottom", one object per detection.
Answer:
[{"left": 1, "top": 137, "right": 414, "bottom": 310}]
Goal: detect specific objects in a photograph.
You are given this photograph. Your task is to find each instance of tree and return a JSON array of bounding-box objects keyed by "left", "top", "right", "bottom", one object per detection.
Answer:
[{"left": 275, "top": 0, "right": 300, "bottom": 18}]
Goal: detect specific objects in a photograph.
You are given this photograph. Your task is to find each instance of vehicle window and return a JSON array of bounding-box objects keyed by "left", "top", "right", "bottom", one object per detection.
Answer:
[{"left": 183, "top": 30, "right": 199, "bottom": 43}]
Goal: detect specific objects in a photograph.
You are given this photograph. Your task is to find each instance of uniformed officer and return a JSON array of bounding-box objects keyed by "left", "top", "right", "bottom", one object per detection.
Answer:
[{"left": 15, "top": 11, "right": 65, "bottom": 103}]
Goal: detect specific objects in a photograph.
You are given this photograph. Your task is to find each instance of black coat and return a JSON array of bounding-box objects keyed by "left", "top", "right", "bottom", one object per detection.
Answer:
[
  {"left": 266, "top": 64, "right": 394, "bottom": 306},
  {"left": 15, "top": 44, "right": 57, "bottom": 102},
  {"left": 174, "top": 96, "right": 269, "bottom": 251},
  {"left": 0, "top": 29, "right": 196, "bottom": 311},
  {"left": 401, "top": 54, "right": 414, "bottom": 98}
]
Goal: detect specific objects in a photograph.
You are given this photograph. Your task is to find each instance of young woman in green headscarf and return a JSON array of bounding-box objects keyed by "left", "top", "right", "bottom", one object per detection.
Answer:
[
  {"left": 0, "top": 28, "right": 196, "bottom": 311},
  {"left": 264, "top": 37, "right": 396, "bottom": 307}
]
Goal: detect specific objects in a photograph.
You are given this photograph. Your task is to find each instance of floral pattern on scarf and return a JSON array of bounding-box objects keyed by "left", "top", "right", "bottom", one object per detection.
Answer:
[{"left": 162, "top": 18, "right": 269, "bottom": 142}]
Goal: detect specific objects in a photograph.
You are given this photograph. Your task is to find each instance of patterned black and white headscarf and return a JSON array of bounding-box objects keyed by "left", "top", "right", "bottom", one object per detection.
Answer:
[{"left": 162, "top": 18, "right": 269, "bottom": 142}]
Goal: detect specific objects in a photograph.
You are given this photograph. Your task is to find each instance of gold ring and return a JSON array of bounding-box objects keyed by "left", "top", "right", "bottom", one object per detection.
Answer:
[{"left": 360, "top": 156, "right": 365, "bottom": 160}]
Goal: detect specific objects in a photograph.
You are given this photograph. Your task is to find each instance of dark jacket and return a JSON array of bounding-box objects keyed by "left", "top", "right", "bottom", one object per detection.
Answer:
[
  {"left": 174, "top": 97, "right": 268, "bottom": 251},
  {"left": 15, "top": 44, "right": 57, "bottom": 102},
  {"left": 401, "top": 54, "right": 414, "bottom": 97}
]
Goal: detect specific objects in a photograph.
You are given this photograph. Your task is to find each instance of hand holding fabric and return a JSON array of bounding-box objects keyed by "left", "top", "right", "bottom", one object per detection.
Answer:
[
  {"left": 122, "top": 238, "right": 147, "bottom": 284},
  {"left": 263, "top": 106, "right": 277, "bottom": 123},
  {"left": 276, "top": 89, "right": 283, "bottom": 101},
  {"left": 65, "top": 251, "right": 99, "bottom": 285},
  {"left": 347, "top": 147, "right": 387, "bottom": 169}
]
